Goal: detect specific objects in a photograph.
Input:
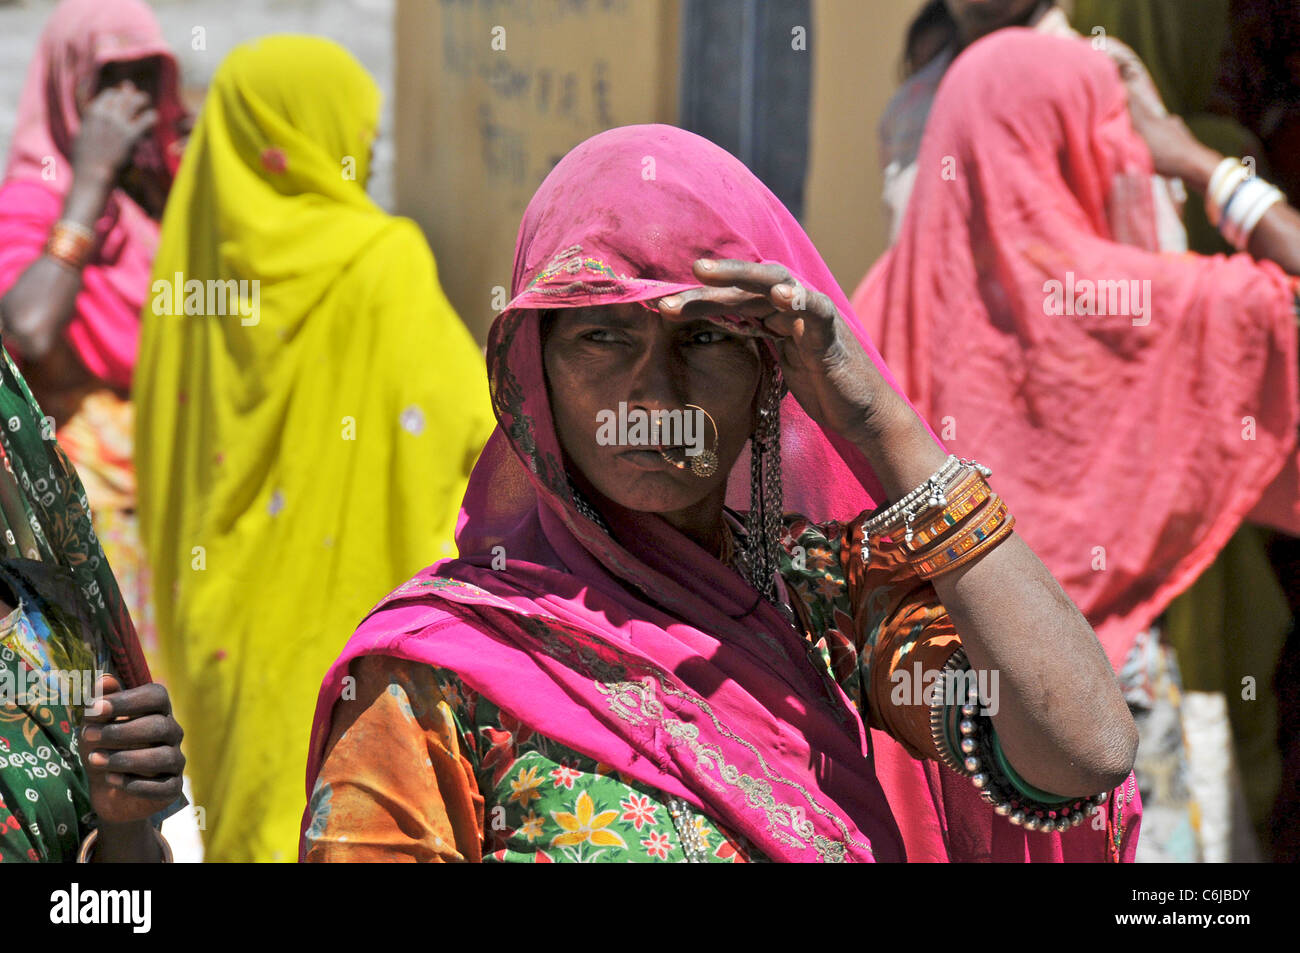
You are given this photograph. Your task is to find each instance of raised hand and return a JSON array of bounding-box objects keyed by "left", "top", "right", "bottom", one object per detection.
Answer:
[
  {"left": 70, "top": 81, "right": 158, "bottom": 187},
  {"left": 654, "top": 258, "right": 908, "bottom": 453}
]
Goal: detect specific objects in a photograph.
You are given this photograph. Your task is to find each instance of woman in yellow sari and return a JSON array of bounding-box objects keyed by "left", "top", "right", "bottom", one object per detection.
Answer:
[{"left": 133, "top": 36, "right": 495, "bottom": 862}]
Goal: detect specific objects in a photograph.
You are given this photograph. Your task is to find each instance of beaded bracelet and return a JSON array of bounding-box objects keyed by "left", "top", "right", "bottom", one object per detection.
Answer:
[
  {"left": 860, "top": 455, "right": 962, "bottom": 537},
  {"left": 929, "top": 648, "right": 1110, "bottom": 832},
  {"left": 860, "top": 456, "right": 990, "bottom": 562}
]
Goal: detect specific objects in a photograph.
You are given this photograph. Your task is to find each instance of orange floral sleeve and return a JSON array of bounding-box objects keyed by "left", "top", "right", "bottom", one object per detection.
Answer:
[
  {"left": 303, "top": 654, "right": 484, "bottom": 863},
  {"left": 781, "top": 514, "right": 963, "bottom": 763}
]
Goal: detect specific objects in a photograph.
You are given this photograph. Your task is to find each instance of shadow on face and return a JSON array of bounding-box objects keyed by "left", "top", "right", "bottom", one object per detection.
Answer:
[
  {"left": 541, "top": 304, "right": 762, "bottom": 523},
  {"left": 97, "top": 56, "right": 165, "bottom": 103}
]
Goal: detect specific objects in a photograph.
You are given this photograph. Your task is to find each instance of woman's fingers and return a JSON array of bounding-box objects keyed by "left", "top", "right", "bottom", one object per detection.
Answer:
[
  {"left": 119, "top": 776, "right": 184, "bottom": 800},
  {"left": 692, "top": 258, "right": 793, "bottom": 293},
  {"left": 126, "top": 107, "right": 159, "bottom": 140},
  {"left": 84, "top": 680, "right": 172, "bottom": 722},
  {"left": 104, "top": 774, "right": 185, "bottom": 802},
  {"left": 656, "top": 286, "right": 776, "bottom": 320},
  {"left": 695, "top": 259, "right": 838, "bottom": 320},
  {"left": 82, "top": 712, "right": 182, "bottom": 750},
  {"left": 86, "top": 744, "right": 185, "bottom": 778}
]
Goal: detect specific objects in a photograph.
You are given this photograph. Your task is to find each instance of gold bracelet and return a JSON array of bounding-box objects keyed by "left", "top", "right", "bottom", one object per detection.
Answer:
[
  {"left": 912, "top": 496, "right": 1009, "bottom": 576},
  {"left": 904, "top": 471, "right": 991, "bottom": 552},
  {"left": 44, "top": 220, "right": 97, "bottom": 270},
  {"left": 76, "top": 826, "right": 175, "bottom": 863}
]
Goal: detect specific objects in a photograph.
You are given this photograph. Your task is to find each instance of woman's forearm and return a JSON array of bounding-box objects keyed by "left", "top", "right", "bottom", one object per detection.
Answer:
[
  {"left": 1247, "top": 202, "right": 1300, "bottom": 277},
  {"left": 851, "top": 402, "right": 1137, "bottom": 796},
  {"left": 0, "top": 170, "right": 112, "bottom": 358},
  {"left": 1174, "top": 143, "right": 1300, "bottom": 277}
]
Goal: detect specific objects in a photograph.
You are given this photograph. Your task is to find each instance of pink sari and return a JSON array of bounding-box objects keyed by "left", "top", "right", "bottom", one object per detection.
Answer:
[
  {"left": 302, "top": 124, "right": 1140, "bottom": 862},
  {"left": 853, "top": 29, "right": 1300, "bottom": 671},
  {"left": 0, "top": 0, "right": 184, "bottom": 391}
]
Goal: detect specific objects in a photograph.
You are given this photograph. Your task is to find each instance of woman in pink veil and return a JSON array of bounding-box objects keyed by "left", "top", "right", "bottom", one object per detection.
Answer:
[
  {"left": 301, "top": 123, "right": 1140, "bottom": 863},
  {"left": 0, "top": 0, "right": 189, "bottom": 666}
]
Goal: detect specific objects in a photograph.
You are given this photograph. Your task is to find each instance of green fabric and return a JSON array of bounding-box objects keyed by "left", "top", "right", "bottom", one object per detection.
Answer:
[
  {"left": 0, "top": 577, "right": 94, "bottom": 863},
  {"left": 0, "top": 345, "right": 144, "bottom": 686},
  {"left": 429, "top": 666, "right": 763, "bottom": 863},
  {"left": 0, "top": 340, "right": 145, "bottom": 861}
]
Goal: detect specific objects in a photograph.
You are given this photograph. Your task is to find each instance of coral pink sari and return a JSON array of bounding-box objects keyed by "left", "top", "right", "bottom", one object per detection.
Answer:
[{"left": 854, "top": 29, "right": 1300, "bottom": 670}]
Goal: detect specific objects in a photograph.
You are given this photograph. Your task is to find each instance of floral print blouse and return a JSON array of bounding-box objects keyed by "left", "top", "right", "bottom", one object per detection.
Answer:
[{"left": 303, "top": 514, "right": 960, "bottom": 862}]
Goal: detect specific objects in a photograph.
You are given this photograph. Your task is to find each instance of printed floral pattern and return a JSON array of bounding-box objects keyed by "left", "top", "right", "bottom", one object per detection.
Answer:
[
  {"left": 435, "top": 666, "right": 760, "bottom": 863},
  {"left": 306, "top": 514, "right": 964, "bottom": 863}
]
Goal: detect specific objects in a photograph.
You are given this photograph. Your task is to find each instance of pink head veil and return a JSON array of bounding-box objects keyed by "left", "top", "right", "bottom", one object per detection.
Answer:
[
  {"left": 461, "top": 122, "right": 922, "bottom": 557},
  {"left": 303, "top": 123, "right": 1135, "bottom": 862},
  {"left": 0, "top": 0, "right": 185, "bottom": 389}
]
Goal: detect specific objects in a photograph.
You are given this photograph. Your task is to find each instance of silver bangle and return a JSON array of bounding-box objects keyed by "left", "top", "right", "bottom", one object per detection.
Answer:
[
  {"left": 76, "top": 826, "right": 174, "bottom": 863},
  {"left": 860, "top": 456, "right": 991, "bottom": 562}
]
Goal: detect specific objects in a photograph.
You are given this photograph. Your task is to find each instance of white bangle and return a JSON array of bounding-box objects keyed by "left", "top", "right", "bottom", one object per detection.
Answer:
[
  {"left": 1231, "top": 184, "right": 1284, "bottom": 251},
  {"left": 1220, "top": 176, "right": 1284, "bottom": 250},
  {"left": 1206, "top": 157, "right": 1251, "bottom": 227}
]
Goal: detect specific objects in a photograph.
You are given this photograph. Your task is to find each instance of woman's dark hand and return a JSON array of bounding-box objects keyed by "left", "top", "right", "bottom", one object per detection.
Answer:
[
  {"left": 655, "top": 259, "right": 907, "bottom": 450},
  {"left": 80, "top": 674, "right": 185, "bottom": 824},
  {"left": 70, "top": 82, "right": 158, "bottom": 187}
]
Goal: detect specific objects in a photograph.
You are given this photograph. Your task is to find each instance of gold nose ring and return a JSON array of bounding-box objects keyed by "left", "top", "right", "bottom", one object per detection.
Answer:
[{"left": 685, "top": 404, "right": 719, "bottom": 478}]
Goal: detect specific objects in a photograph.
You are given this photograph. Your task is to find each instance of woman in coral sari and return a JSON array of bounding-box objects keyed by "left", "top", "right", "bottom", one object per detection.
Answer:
[
  {"left": 853, "top": 29, "right": 1300, "bottom": 861},
  {"left": 302, "top": 124, "right": 1141, "bottom": 863}
]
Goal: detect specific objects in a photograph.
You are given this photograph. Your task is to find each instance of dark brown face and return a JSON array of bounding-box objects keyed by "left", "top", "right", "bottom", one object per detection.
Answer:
[
  {"left": 97, "top": 56, "right": 164, "bottom": 102},
  {"left": 542, "top": 304, "right": 762, "bottom": 518},
  {"left": 96, "top": 57, "right": 173, "bottom": 218},
  {"left": 944, "top": 0, "right": 1045, "bottom": 42}
]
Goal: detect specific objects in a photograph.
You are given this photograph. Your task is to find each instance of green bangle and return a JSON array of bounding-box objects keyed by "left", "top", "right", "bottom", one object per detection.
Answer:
[{"left": 990, "top": 731, "right": 1077, "bottom": 806}]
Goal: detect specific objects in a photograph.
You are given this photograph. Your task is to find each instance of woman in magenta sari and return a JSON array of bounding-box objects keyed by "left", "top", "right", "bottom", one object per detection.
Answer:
[
  {"left": 0, "top": 0, "right": 187, "bottom": 666},
  {"left": 301, "top": 124, "right": 1140, "bottom": 863}
]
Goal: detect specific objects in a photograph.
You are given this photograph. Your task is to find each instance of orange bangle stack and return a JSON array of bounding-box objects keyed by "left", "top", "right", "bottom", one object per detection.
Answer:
[
  {"left": 862, "top": 457, "right": 1015, "bottom": 580},
  {"left": 909, "top": 494, "right": 1015, "bottom": 580},
  {"left": 901, "top": 468, "right": 990, "bottom": 549},
  {"left": 44, "top": 220, "right": 97, "bottom": 270}
]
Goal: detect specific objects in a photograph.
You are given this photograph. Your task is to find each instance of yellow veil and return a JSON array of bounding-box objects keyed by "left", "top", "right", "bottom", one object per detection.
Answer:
[{"left": 134, "top": 36, "right": 494, "bottom": 861}]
